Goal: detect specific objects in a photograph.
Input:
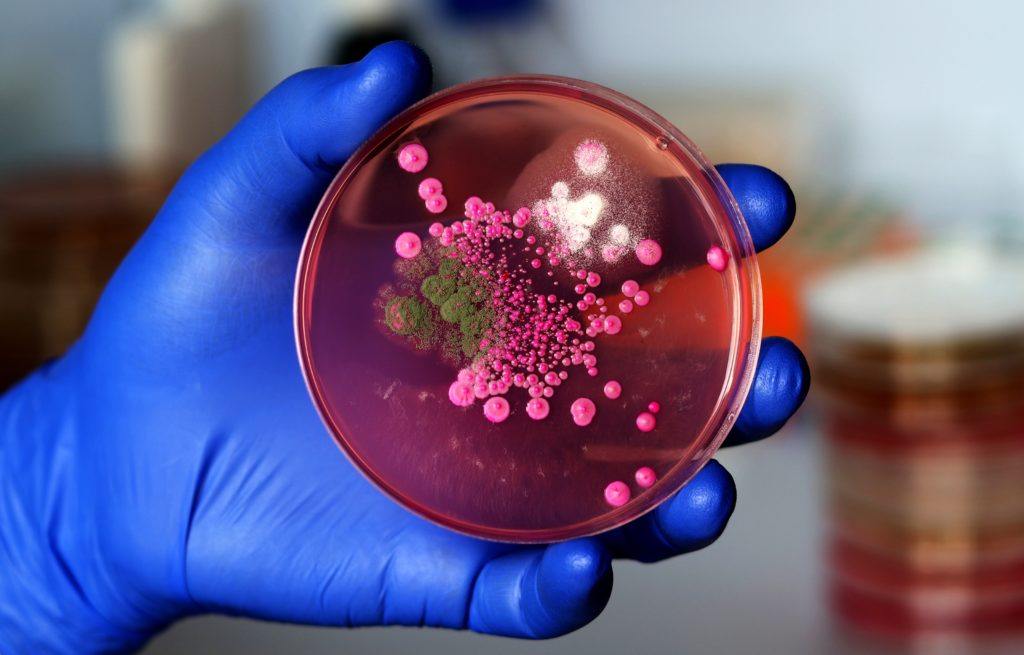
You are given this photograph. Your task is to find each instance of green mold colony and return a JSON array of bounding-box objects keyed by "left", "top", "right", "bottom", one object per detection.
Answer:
[{"left": 384, "top": 256, "right": 494, "bottom": 360}]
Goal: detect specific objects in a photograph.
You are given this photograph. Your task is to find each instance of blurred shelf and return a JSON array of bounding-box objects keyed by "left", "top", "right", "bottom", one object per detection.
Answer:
[{"left": 0, "top": 162, "right": 180, "bottom": 389}]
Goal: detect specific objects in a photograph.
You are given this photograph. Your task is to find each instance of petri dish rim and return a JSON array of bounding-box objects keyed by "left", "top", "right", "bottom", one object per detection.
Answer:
[{"left": 295, "top": 74, "right": 763, "bottom": 542}]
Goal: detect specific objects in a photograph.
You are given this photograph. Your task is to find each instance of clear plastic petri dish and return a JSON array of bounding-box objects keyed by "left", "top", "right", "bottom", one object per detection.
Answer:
[{"left": 295, "top": 76, "right": 761, "bottom": 542}]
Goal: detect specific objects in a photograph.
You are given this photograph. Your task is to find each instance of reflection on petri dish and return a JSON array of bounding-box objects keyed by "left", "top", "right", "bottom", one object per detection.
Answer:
[{"left": 295, "top": 76, "right": 761, "bottom": 542}]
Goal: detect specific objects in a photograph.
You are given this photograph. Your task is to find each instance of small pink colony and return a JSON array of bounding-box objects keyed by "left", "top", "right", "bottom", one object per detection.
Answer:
[
  {"left": 425, "top": 195, "right": 448, "bottom": 214},
  {"left": 397, "top": 143, "right": 428, "bottom": 173},
  {"left": 633, "top": 290, "right": 650, "bottom": 307},
  {"left": 604, "top": 481, "right": 631, "bottom": 507},
  {"left": 648, "top": 401, "right": 661, "bottom": 413},
  {"left": 394, "top": 231, "right": 422, "bottom": 259},
  {"left": 635, "top": 467, "right": 657, "bottom": 488},
  {"left": 570, "top": 397, "right": 597, "bottom": 426},
  {"left": 603, "top": 315, "right": 622, "bottom": 335},
  {"left": 483, "top": 396, "right": 510, "bottom": 423},
  {"left": 428, "top": 222, "right": 444, "bottom": 237},
  {"left": 526, "top": 397, "right": 550, "bottom": 420},
  {"left": 618, "top": 299, "right": 633, "bottom": 314},
  {"left": 621, "top": 280, "right": 639, "bottom": 297},
  {"left": 707, "top": 245, "right": 730, "bottom": 271},
  {"left": 417, "top": 177, "right": 443, "bottom": 199},
  {"left": 635, "top": 239, "right": 662, "bottom": 266},
  {"left": 448, "top": 381, "right": 474, "bottom": 407},
  {"left": 603, "top": 380, "right": 622, "bottom": 399},
  {"left": 636, "top": 411, "right": 657, "bottom": 432}
]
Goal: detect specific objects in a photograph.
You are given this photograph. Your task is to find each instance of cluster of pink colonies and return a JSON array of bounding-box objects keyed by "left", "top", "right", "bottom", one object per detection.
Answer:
[
  {"left": 448, "top": 256, "right": 664, "bottom": 426},
  {"left": 417, "top": 177, "right": 448, "bottom": 214},
  {"left": 636, "top": 400, "right": 660, "bottom": 433},
  {"left": 397, "top": 144, "right": 448, "bottom": 213},
  {"left": 437, "top": 195, "right": 629, "bottom": 422},
  {"left": 392, "top": 139, "right": 715, "bottom": 510}
]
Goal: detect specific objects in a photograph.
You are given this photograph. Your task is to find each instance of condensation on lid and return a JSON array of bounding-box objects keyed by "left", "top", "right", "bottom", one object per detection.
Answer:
[{"left": 805, "top": 245, "right": 1024, "bottom": 344}]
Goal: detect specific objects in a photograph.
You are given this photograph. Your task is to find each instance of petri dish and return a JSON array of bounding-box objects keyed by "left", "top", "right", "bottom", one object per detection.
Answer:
[{"left": 295, "top": 76, "right": 761, "bottom": 542}]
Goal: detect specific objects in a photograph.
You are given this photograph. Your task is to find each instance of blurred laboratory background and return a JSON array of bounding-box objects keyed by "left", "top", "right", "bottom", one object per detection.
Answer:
[{"left": 3, "top": 0, "right": 1024, "bottom": 653}]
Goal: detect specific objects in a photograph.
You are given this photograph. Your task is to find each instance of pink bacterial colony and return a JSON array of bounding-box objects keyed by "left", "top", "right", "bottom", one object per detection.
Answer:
[
  {"left": 706, "top": 245, "right": 730, "bottom": 271},
  {"left": 390, "top": 140, "right": 727, "bottom": 507}
]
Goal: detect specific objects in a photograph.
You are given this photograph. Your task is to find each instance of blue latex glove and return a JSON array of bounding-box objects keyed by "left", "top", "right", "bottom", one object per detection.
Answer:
[{"left": 0, "top": 42, "right": 808, "bottom": 654}]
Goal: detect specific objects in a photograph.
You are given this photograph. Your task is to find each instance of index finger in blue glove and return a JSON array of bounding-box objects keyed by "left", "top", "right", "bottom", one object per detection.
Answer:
[{"left": 715, "top": 163, "right": 796, "bottom": 252}]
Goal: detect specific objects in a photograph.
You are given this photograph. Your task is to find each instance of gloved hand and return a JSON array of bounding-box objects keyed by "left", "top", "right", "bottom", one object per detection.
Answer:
[{"left": 0, "top": 42, "right": 808, "bottom": 654}]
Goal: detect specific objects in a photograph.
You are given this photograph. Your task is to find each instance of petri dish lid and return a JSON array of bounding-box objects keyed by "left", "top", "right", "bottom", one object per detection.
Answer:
[{"left": 295, "top": 76, "right": 761, "bottom": 542}]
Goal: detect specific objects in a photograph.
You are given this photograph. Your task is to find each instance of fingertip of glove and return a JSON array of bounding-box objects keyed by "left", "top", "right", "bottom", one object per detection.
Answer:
[{"left": 656, "top": 460, "right": 736, "bottom": 550}]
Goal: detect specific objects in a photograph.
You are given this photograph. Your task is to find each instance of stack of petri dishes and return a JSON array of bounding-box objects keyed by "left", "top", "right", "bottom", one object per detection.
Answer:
[{"left": 806, "top": 246, "right": 1024, "bottom": 642}]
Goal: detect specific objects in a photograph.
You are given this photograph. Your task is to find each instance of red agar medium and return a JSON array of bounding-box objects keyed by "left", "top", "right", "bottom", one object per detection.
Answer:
[{"left": 295, "top": 76, "right": 761, "bottom": 543}]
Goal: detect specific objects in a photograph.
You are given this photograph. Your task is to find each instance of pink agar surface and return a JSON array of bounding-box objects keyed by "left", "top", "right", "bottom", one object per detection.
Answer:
[{"left": 296, "top": 77, "right": 760, "bottom": 542}]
